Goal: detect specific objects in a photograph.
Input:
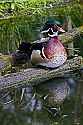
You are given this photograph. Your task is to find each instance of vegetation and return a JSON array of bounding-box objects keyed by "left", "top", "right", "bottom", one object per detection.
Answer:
[{"left": 0, "top": 0, "right": 82, "bottom": 53}]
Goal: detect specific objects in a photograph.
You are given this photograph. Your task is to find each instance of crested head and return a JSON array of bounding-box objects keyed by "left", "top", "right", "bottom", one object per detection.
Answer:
[{"left": 41, "top": 19, "right": 65, "bottom": 38}]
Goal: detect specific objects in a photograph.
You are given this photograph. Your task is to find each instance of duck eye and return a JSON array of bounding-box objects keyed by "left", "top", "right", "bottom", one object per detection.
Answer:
[{"left": 48, "top": 28, "right": 53, "bottom": 35}]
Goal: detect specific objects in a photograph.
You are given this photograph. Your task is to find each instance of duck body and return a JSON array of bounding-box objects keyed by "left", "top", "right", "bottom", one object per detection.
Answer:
[
  {"left": 31, "top": 35, "right": 67, "bottom": 69},
  {"left": 31, "top": 19, "right": 68, "bottom": 69}
]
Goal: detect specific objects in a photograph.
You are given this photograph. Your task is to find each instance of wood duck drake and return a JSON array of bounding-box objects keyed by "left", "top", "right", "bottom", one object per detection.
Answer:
[{"left": 31, "top": 19, "right": 67, "bottom": 69}]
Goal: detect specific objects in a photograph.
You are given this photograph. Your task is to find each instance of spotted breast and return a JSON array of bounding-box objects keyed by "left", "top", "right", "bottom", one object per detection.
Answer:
[{"left": 39, "top": 36, "right": 67, "bottom": 68}]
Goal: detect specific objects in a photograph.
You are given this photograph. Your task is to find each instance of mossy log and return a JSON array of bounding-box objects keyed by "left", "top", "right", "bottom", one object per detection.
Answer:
[
  {"left": 60, "top": 26, "right": 83, "bottom": 44},
  {"left": 0, "top": 56, "right": 81, "bottom": 91}
]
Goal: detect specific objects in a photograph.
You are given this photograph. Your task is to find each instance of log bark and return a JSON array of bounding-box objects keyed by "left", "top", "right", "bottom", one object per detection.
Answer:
[
  {"left": 0, "top": 56, "right": 81, "bottom": 91},
  {"left": 67, "top": 16, "right": 74, "bottom": 56},
  {"left": 60, "top": 26, "right": 83, "bottom": 44}
]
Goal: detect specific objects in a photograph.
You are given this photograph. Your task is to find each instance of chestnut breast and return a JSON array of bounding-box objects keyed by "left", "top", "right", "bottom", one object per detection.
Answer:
[{"left": 43, "top": 37, "right": 66, "bottom": 59}]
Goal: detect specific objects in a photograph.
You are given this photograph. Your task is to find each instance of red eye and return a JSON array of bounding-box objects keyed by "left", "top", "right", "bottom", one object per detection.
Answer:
[{"left": 48, "top": 28, "right": 53, "bottom": 35}]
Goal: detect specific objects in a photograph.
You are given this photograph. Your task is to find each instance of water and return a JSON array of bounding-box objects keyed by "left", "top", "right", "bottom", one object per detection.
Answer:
[{"left": 0, "top": 70, "right": 82, "bottom": 125}]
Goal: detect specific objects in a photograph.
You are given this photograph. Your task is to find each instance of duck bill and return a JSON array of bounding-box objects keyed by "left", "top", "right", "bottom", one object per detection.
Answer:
[{"left": 57, "top": 27, "right": 65, "bottom": 33}]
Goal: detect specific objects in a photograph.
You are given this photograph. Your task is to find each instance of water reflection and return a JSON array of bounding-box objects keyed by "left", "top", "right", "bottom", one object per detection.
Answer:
[
  {"left": 36, "top": 77, "right": 77, "bottom": 106},
  {"left": 0, "top": 72, "right": 82, "bottom": 125}
]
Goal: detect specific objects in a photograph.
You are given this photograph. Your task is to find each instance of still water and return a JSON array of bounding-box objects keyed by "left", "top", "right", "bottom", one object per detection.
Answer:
[{"left": 0, "top": 70, "right": 83, "bottom": 125}]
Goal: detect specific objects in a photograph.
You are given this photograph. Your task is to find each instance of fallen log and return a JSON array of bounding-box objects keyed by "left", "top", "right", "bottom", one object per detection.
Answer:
[
  {"left": 0, "top": 56, "right": 82, "bottom": 91},
  {"left": 60, "top": 26, "right": 83, "bottom": 44}
]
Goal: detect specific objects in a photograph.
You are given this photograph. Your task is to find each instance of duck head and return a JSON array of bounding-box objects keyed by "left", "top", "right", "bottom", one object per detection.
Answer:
[{"left": 41, "top": 19, "right": 65, "bottom": 37}]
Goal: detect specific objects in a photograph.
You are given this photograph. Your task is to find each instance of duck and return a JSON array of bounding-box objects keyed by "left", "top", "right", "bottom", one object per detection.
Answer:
[{"left": 31, "top": 19, "right": 67, "bottom": 69}]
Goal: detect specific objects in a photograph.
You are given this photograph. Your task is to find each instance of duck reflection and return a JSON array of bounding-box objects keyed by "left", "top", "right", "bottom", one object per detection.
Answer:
[
  {"left": 0, "top": 77, "right": 77, "bottom": 112},
  {"left": 36, "top": 77, "right": 77, "bottom": 106}
]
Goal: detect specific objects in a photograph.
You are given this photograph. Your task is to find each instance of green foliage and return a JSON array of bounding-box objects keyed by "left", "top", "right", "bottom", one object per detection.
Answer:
[{"left": 0, "top": 0, "right": 82, "bottom": 53}]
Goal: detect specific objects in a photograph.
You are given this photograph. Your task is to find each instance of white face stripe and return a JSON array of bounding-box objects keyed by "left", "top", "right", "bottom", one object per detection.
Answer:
[
  {"left": 48, "top": 31, "right": 58, "bottom": 37},
  {"left": 41, "top": 28, "right": 50, "bottom": 33},
  {"left": 41, "top": 27, "right": 59, "bottom": 37}
]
